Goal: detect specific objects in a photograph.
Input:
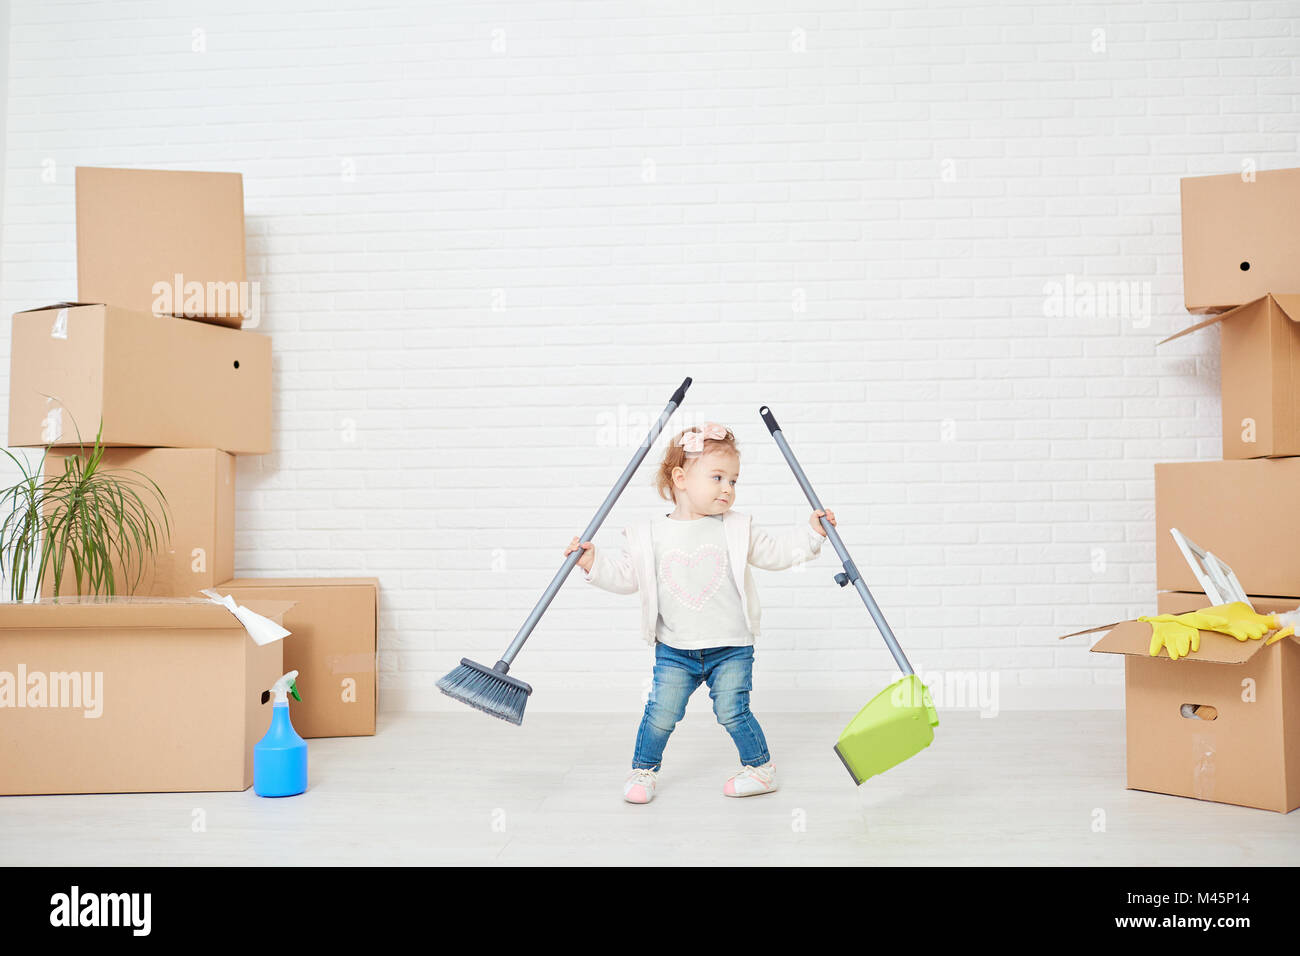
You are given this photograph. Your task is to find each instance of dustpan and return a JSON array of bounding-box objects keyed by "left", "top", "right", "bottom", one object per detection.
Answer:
[
  {"left": 834, "top": 674, "right": 939, "bottom": 784},
  {"left": 760, "top": 405, "right": 939, "bottom": 785}
]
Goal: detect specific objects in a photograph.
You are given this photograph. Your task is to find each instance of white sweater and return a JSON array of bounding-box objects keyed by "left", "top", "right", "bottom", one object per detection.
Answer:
[{"left": 582, "top": 509, "right": 825, "bottom": 646}]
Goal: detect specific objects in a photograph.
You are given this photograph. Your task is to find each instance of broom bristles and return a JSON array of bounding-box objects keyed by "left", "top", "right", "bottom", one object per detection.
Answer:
[{"left": 437, "top": 658, "right": 532, "bottom": 725}]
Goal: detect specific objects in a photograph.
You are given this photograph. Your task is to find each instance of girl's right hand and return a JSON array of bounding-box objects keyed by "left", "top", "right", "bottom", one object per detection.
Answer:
[{"left": 565, "top": 536, "right": 595, "bottom": 572}]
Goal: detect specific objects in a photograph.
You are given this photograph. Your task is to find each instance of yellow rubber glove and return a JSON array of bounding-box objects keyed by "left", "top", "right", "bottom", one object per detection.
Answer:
[
  {"left": 1200, "top": 602, "right": 1278, "bottom": 642},
  {"left": 1266, "top": 625, "right": 1295, "bottom": 646},
  {"left": 1153, "top": 610, "right": 1233, "bottom": 632},
  {"left": 1140, "top": 604, "right": 1283, "bottom": 658},
  {"left": 1138, "top": 616, "right": 1202, "bottom": 660}
]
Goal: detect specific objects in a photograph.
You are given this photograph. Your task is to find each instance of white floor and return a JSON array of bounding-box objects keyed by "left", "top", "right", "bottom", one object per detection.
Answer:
[{"left": 2, "top": 711, "right": 1295, "bottom": 866}]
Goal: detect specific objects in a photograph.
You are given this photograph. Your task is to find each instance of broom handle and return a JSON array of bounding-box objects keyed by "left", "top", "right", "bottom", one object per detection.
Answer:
[
  {"left": 497, "top": 377, "right": 693, "bottom": 668},
  {"left": 759, "top": 405, "right": 915, "bottom": 677}
]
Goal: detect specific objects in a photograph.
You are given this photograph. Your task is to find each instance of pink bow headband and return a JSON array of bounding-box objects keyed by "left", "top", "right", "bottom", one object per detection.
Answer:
[{"left": 678, "top": 422, "right": 729, "bottom": 454}]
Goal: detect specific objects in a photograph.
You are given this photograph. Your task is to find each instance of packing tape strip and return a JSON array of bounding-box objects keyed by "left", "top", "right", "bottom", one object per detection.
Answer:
[
  {"left": 50, "top": 308, "right": 69, "bottom": 340},
  {"left": 200, "top": 589, "right": 292, "bottom": 646},
  {"left": 40, "top": 407, "right": 63, "bottom": 443},
  {"left": 1191, "top": 732, "right": 1216, "bottom": 802}
]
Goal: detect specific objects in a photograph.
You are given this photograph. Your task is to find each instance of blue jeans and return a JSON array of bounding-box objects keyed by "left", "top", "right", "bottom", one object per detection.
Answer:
[{"left": 632, "top": 642, "right": 771, "bottom": 771}]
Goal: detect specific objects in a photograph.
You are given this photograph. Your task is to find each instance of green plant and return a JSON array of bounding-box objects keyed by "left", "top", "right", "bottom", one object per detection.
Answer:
[{"left": 0, "top": 422, "right": 170, "bottom": 601}]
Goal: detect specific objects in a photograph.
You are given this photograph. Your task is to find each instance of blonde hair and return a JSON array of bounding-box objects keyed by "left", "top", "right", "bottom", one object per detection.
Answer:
[{"left": 655, "top": 425, "right": 740, "bottom": 502}]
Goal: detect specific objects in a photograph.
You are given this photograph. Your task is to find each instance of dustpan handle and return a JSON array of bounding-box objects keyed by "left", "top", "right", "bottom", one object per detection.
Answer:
[
  {"left": 760, "top": 405, "right": 915, "bottom": 677},
  {"left": 498, "top": 378, "right": 693, "bottom": 667}
]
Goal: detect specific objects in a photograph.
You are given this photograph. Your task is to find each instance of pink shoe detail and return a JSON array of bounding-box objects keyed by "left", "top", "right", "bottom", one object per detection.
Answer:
[
  {"left": 624, "top": 768, "right": 658, "bottom": 804},
  {"left": 723, "top": 762, "right": 777, "bottom": 797}
]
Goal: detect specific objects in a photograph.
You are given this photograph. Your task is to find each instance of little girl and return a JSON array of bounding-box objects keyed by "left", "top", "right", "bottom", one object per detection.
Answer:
[{"left": 564, "top": 421, "right": 835, "bottom": 804}]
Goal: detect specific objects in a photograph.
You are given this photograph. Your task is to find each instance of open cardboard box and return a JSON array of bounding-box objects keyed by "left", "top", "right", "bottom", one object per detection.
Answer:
[
  {"left": 1180, "top": 166, "right": 1300, "bottom": 314},
  {"left": 41, "top": 447, "right": 235, "bottom": 599},
  {"left": 0, "top": 596, "right": 294, "bottom": 795},
  {"left": 76, "top": 166, "right": 248, "bottom": 327},
  {"left": 1063, "top": 605, "right": 1300, "bottom": 813},
  {"left": 8, "top": 303, "right": 271, "bottom": 454},
  {"left": 212, "top": 578, "right": 380, "bottom": 738},
  {"left": 1160, "top": 294, "right": 1300, "bottom": 459}
]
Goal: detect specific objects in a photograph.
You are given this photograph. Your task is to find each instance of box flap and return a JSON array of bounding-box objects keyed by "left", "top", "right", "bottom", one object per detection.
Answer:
[
  {"left": 1057, "top": 622, "right": 1124, "bottom": 639},
  {"left": 13, "top": 302, "right": 103, "bottom": 315},
  {"left": 1078, "top": 618, "right": 1296, "bottom": 663},
  {"left": 1271, "top": 293, "right": 1300, "bottom": 323},
  {"left": 237, "top": 599, "right": 296, "bottom": 624},
  {"left": 1158, "top": 295, "right": 1266, "bottom": 345},
  {"left": 1159, "top": 292, "right": 1300, "bottom": 344}
]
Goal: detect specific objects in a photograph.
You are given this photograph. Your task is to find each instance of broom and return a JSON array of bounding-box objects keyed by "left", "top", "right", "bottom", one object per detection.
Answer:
[{"left": 437, "top": 377, "right": 693, "bottom": 724}]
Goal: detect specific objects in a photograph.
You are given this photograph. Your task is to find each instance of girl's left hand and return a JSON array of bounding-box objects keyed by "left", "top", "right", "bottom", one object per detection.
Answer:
[{"left": 810, "top": 509, "right": 836, "bottom": 536}]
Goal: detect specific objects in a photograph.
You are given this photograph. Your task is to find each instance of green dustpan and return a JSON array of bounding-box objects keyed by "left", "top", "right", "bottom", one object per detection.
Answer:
[
  {"left": 760, "top": 405, "right": 940, "bottom": 786},
  {"left": 833, "top": 674, "right": 939, "bottom": 785}
]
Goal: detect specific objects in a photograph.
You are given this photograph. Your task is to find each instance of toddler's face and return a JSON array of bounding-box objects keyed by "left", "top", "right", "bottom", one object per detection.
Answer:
[{"left": 673, "top": 449, "right": 739, "bottom": 516}]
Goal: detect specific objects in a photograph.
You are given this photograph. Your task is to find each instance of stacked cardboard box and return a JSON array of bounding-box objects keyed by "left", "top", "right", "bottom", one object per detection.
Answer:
[
  {"left": 1157, "top": 169, "right": 1300, "bottom": 605},
  {"left": 2, "top": 170, "right": 379, "bottom": 796},
  {"left": 0, "top": 167, "right": 284, "bottom": 794},
  {"left": 1145, "top": 169, "right": 1300, "bottom": 813},
  {"left": 1066, "top": 168, "right": 1300, "bottom": 814},
  {"left": 7, "top": 168, "right": 269, "bottom": 596},
  {"left": 69, "top": 170, "right": 379, "bottom": 740},
  {"left": 1165, "top": 167, "right": 1300, "bottom": 459}
]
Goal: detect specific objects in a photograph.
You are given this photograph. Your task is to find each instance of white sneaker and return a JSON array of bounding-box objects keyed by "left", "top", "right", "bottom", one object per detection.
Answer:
[
  {"left": 624, "top": 768, "right": 659, "bottom": 804},
  {"left": 723, "top": 761, "right": 777, "bottom": 797}
]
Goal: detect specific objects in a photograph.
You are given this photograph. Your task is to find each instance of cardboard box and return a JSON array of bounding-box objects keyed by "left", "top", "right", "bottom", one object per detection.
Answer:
[
  {"left": 1064, "top": 617, "right": 1300, "bottom": 813},
  {"left": 1161, "top": 294, "right": 1300, "bottom": 458},
  {"left": 0, "top": 597, "right": 293, "bottom": 795},
  {"left": 1155, "top": 459, "right": 1300, "bottom": 597},
  {"left": 1158, "top": 592, "right": 1299, "bottom": 615},
  {"left": 40, "top": 448, "right": 235, "bottom": 599},
  {"left": 77, "top": 166, "right": 248, "bottom": 327},
  {"left": 8, "top": 303, "right": 271, "bottom": 454},
  {"left": 213, "top": 578, "right": 379, "bottom": 738},
  {"left": 1181, "top": 167, "right": 1300, "bottom": 314}
]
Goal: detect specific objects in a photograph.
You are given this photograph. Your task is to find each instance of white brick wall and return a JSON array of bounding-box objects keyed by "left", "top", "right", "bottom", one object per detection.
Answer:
[
  {"left": 0, "top": 0, "right": 8, "bottom": 284},
  {"left": 2, "top": 0, "right": 1297, "bottom": 715}
]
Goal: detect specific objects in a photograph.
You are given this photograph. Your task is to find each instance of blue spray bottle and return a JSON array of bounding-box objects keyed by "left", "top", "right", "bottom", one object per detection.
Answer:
[{"left": 255, "top": 670, "right": 307, "bottom": 797}]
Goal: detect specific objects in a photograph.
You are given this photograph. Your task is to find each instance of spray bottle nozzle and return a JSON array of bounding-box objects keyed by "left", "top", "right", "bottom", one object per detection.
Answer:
[{"left": 270, "top": 670, "right": 302, "bottom": 704}]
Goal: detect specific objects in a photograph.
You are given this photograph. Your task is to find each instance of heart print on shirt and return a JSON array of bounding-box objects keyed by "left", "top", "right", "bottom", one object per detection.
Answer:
[{"left": 658, "top": 545, "right": 729, "bottom": 612}]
